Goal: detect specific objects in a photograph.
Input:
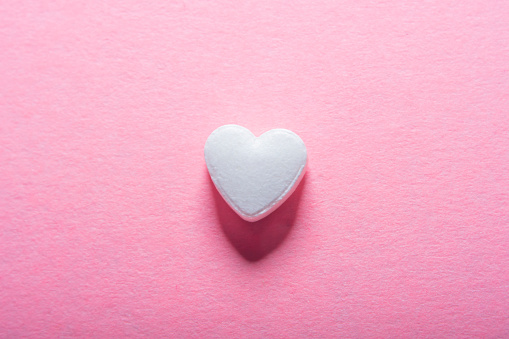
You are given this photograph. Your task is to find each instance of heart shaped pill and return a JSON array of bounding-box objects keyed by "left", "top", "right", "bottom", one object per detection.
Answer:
[{"left": 205, "top": 125, "right": 307, "bottom": 222}]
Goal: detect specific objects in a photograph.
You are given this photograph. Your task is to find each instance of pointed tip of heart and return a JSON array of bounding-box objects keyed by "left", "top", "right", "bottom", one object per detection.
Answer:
[{"left": 237, "top": 164, "right": 307, "bottom": 222}]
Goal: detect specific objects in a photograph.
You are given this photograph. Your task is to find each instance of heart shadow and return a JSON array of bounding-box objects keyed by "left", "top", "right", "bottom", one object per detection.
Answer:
[{"left": 208, "top": 169, "right": 307, "bottom": 261}]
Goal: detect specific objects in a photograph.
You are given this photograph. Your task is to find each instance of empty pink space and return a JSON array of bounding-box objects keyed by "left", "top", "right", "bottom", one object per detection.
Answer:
[{"left": 1, "top": 0, "right": 508, "bottom": 337}]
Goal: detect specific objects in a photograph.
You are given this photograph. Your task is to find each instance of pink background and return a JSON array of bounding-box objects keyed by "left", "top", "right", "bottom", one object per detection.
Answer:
[{"left": 1, "top": 0, "right": 508, "bottom": 337}]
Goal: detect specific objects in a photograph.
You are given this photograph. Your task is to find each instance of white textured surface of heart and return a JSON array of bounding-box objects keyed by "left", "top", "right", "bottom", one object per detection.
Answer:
[{"left": 205, "top": 125, "right": 307, "bottom": 222}]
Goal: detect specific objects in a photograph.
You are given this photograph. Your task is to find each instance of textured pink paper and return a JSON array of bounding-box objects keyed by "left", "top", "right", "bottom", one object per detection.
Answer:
[{"left": 1, "top": 1, "right": 508, "bottom": 337}]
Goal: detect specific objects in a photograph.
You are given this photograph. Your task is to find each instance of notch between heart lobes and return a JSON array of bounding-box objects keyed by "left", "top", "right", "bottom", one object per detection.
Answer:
[{"left": 204, "top": 125, "right": 307, "bottom": 222}]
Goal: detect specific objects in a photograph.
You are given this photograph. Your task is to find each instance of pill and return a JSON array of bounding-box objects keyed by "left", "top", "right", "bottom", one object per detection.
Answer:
[{"left": 205, "top": 125, "right": 307, "bottom": 222}]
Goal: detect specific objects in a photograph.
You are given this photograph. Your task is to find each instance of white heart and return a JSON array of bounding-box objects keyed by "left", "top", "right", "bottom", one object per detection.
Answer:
[{"left": 205, "top": 125, "right": 307, "bottom": 222}]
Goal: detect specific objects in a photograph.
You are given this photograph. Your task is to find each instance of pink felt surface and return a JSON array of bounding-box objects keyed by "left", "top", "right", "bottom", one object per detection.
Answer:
[{"left": 1, "top": 0, "right": 508, "bottom": 337}]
